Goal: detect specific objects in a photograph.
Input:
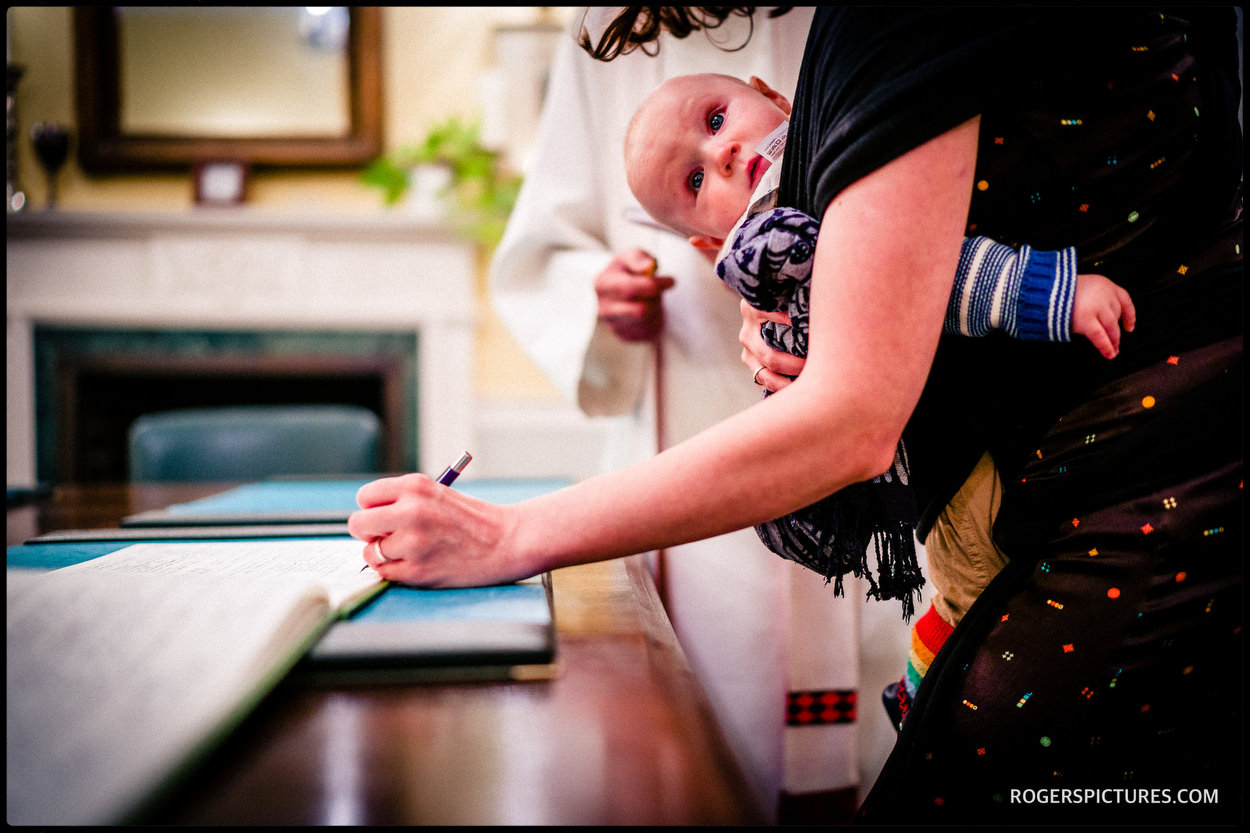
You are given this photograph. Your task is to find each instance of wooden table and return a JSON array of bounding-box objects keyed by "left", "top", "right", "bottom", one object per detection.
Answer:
[{"left": 7, "top": 484, "right": 765, "bottom": 825}]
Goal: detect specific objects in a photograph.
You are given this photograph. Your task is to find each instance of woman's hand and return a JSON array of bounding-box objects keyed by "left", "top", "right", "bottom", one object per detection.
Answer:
[
  {"left": 348, "top": 474, "right": 535, "bottom": 587},
  {"left": 738, "top": 298, "right": 805, "bottom": 392},
  {"left": 594, "top": 248, "right": 677, "bottom": 342}
]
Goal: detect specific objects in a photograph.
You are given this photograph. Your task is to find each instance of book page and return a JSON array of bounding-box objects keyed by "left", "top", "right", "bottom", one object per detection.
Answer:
[
  {"left": 6, "top": 539, "right": 380, "bottom": 825},
  {"left": 60, "top": 538, "right": 382, "bottom": 609}
]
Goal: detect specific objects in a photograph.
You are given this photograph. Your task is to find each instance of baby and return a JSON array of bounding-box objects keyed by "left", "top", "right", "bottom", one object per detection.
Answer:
[
  {"left": 625, "top": 72, "right": 1137, "bottom": 726},
  {"left": 624, "top": 73, "right": 1135, "bottom": 363}
]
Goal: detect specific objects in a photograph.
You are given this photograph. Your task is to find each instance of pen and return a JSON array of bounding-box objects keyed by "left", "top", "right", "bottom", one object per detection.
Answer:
[
  {"left": 436, "top": 451, "right": 472, "bottom": 486},
  {"left": 362, "top": 452, "right": 473, "bottom": 571}
]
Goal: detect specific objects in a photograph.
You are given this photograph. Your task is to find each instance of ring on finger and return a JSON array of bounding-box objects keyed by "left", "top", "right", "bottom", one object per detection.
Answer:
[
  {"left": 752, "top": 365, "right": 767, "bottom": 386},
  {"left": 372, "top": 538, "right": 392, "bottom": 564}
]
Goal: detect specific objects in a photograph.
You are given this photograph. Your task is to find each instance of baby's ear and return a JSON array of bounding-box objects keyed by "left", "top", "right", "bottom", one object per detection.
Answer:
[
  {"left": 688, "top": 234, "right": 724, "bottom": 252},
  {"left": 748, "top": 76, "right": 791, "bottom": 116},
  {"left": 688, "top": 234, "right": 724, "bottom": 264}
]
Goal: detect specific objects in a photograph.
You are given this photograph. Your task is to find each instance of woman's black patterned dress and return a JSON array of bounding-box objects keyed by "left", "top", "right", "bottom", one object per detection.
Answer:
[{"left": 777, "top": 7, "right": 1243, "bottom": 824}]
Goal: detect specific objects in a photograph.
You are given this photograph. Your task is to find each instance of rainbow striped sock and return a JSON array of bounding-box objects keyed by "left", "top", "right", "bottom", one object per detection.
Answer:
[{"left": 884, "top": 601, "right": 955, "bottom": 730}]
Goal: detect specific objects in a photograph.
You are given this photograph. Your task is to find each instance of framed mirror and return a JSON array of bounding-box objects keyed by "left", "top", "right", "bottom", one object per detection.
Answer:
[{"left": 73, "top": 6, "right": 382, "bottom": 172}]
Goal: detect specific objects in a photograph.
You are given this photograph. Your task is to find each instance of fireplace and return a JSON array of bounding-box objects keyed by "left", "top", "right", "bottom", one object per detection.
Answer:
[
  {"left": 36, "top": 326, "right": 415, "bottom": 483},
  {"left": 8, "top": 210, "right": 477, "bottom": 487}
]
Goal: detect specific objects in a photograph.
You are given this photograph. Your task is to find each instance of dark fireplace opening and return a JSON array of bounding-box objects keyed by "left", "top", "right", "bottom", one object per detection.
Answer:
[{"left": 36, "top": 327, "right": 419, "bottom": 484}]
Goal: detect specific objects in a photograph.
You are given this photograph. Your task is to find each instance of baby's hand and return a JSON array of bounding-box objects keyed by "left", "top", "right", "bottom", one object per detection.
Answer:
[{"left": 1071, "top": 273, "right": 1136, "bottom": 359}]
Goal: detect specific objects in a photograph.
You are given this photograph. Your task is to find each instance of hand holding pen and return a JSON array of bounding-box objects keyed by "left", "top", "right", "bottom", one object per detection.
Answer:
[{"left": 359, "top": 451, "right": 472, "bottom": 571}]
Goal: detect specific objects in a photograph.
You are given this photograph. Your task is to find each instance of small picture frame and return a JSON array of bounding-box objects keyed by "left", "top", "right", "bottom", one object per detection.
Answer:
[{"left": 193, "top": 159, "right": 249, "bottom": 206}]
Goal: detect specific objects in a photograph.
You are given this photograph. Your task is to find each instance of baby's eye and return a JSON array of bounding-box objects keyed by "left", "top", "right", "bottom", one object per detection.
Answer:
[
  {"left": 689, "top": 170, "right": 705, "bottom": 193},
  {"left": 709, "top": 112, "right": 724, "bottom": 132}
]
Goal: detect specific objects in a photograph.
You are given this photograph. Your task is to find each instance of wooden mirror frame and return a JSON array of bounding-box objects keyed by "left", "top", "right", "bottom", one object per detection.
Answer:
[{"left": 73, "top": 6, "right": 383, "bottom": 172}]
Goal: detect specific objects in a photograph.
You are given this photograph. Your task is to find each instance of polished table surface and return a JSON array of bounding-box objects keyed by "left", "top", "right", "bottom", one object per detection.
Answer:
[{"left": 7, "top": 484, "right": 765, "bottom": 825}]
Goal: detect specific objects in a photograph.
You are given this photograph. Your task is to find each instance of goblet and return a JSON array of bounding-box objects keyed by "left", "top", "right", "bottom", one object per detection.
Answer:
[{"left": 30, "top": 121, "right": 71, "bottom": 209}]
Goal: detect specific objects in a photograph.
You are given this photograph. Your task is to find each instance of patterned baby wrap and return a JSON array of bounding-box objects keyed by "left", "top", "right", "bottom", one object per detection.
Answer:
[{"left": 717, "top": 206, "right": 923, "bottom": 617}]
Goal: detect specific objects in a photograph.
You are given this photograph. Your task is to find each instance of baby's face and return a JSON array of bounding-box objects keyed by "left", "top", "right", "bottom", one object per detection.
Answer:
[{"left": 628, "top": 75, "right": 789, "bottom": 242}]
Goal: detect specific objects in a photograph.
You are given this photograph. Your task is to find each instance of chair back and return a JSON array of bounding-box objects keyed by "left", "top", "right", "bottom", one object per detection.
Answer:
[{"left": 128, "top": 404, "right": 381, "bottom": 482}]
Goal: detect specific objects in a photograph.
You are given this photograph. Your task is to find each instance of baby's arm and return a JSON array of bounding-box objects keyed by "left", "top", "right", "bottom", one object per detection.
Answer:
[
  {"left": 719, "top": 213, "right": 1139, "bottom": 379},
  {"left": 716, "top": 206, "right": 820, "bottom": 359},
  {"left": 949, "top": 238, "right": 1134, "bottom": 358},
  {"left": 716, "top": 207, "right": 819, "bottom": 313}
]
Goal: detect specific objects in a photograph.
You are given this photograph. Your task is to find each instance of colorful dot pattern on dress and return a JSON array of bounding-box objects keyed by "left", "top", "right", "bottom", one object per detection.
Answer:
[
  {"left": 877, "top": 335, "right": 1243, "bottom": 822},
  {"left": 960, "top": 13, "right": 1210, "bottom": 268},
  {"left": 854, "top": 10, "right": 1242, "bottom": 824}
]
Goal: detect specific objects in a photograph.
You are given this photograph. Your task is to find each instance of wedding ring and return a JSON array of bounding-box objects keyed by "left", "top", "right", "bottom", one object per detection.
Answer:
[
  {"left": 372, "top": 538, "right": 392, "bottom": 564},
  {"left": 752, "top": 365, "right": 767, "bottom": 386}
]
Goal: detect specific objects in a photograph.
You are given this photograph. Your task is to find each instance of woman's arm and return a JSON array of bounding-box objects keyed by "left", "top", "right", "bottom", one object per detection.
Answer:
[{"left": 350, "top": 118, "right": 981, "bottom": 586}]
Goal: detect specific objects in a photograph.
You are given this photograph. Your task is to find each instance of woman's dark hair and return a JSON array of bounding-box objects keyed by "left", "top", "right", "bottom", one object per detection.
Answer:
[{"left": 578, "top": 7, "right": 793, "bottom": 62}]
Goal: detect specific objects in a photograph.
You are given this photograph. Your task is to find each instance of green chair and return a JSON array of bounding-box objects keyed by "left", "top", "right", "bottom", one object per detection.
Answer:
[{"left": 128, "top": 404, "right": 381, "bottom": 482}]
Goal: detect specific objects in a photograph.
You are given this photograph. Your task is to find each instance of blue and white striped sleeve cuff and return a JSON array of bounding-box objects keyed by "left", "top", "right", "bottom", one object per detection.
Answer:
[
  {"left": 947, "top": 237, "right": 1019, "bottom": 338},
  {"left": 1013, "top": 244, "right": 1077, "bottom": 342},
  {"left": 946, "top": 237, "right": 1077, "bottom": 342}
]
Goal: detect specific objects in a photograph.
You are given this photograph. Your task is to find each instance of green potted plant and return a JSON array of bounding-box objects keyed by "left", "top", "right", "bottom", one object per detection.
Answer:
[{"left": 360, "top": 116, "right": 522, "bottom": 248}]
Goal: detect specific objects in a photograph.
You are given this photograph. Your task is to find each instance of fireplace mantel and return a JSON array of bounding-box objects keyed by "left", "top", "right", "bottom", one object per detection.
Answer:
[{"left": 7, "top": 209, "right": 477, "bottom": 486}]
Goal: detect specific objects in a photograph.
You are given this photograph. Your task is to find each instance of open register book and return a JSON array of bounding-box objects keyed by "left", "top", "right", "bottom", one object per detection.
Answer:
[{"left": 5, "top": 539, "right": 384, "bottom": 826}]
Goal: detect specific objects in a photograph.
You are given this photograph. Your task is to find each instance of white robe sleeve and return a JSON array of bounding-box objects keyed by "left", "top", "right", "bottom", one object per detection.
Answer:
[{"left": 488, "top": 25, "right": 653, "bottom": 417}]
